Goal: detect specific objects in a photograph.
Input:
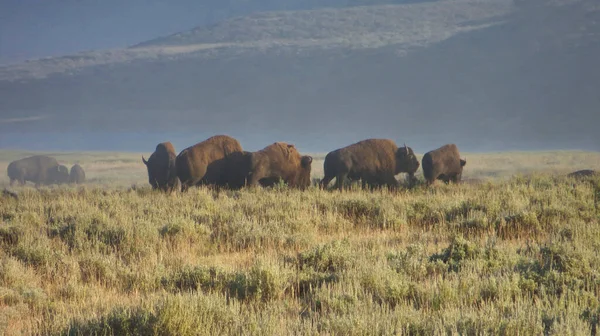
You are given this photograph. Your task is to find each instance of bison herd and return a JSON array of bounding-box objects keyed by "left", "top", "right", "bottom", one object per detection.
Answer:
[
  {"left": 7, "top": 155, "right": 85, "bottom": 187},
  {"left": 7, "top": 135, "right": 596, "bottom": 192},
  {"left": 141, "top": 135, "right": 467, "bottom": 193}
]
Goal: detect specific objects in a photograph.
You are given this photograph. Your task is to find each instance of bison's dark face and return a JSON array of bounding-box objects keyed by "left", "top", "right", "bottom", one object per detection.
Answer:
[
  {"left": 48, "top": 165, "right": 70, "bottom": 184},
  {"left": 395, "top": 145, "right": 420, "bottom": 175},
  {"left": 297, "top": 155, "right": 313, "bottom": 189},
  {"left": 460, "top": 159, "right": 467, "bottom": 167},
  {"left": 142, "top": 156, "right": 162, "bottom": 189}
]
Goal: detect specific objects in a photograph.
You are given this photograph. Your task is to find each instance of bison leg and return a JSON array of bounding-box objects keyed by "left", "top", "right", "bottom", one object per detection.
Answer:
[
  {"left": 334, "top": 173, "right": 348, "bottom": 191},
  {"left": 320, "top": 174, "right": 335, "bottom": 190},
  {"left": 248, "top": 169, "right": 266, "bottom": 188},
  {"left": 379, "top": 175, "right": 399, "bottom": 191}
]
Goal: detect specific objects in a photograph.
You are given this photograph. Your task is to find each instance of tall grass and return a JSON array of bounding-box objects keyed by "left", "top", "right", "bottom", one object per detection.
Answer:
[{"left": 1, "top": 160, "right": 600, "bottom": 334}]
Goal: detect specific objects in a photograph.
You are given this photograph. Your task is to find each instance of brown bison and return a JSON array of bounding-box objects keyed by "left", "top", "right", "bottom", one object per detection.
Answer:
[
  {"left": 7, "top": 155, "right": 60, "bottom": 187},
  {"left": 247, "top": 142, "right": 313, "bottom": 189},
  {"left": 176, "top": 135, "right": 243, "bottom": 191},
  {"left": 422, "top": 144, "right": 466, "bottom": 185},
  {"left": 143, "top": 142, "right": 178, "bottom": 192},
  {"left": 567, "top": 169, "right": 597, "bottom": 178},
  {"left": 320, "top": 139, "right": 420, "bottom": 190},
  {"left": 69, "top": 164, "right": 86, "bottom": 184}
]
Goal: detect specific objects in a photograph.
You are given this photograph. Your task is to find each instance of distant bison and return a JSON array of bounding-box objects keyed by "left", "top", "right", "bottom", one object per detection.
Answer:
[
  {"left": 567, "top": 169, "right": 597, "bottom": 178},
  {"left": 247, "top": 142, "right": 313, "bottom": 190},
  {"left": 143, "top": 142, "right": 178, "bottom": 192},
  {"left": 7, "top": 155, "right": 60, "bottom": 187},
  {"left": 48, "top": 165, "right": 70, "bottom": 184},
  {"left": 320, "top": 139, "right": 420, "bottom": 190},
  {"left": 69, "top": 164, "right": 86, "bottom": 184},
  {"left": 422, "top": 144, "right": 466, "bottom": 185},
  {"left": 176, "top": 135, "right": 243, "bottom": 191}
]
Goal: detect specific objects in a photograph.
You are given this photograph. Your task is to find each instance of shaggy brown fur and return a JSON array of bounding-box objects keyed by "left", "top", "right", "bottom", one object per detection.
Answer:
[
  {"left": 421, "top": 144, "right": 466, "bottom": 185},
  {"left": 320, "top": 139, "right": 420, "bottom": 191},
  {"left": 7, "top": 155, "right": 60, "bottom": 187},
  {"left": 176, "top": 135, "right": 243, "bottom": 191},
  {"left": 69, "top": 164, "right": 86, "bottom": 184},
  {"left": 248, "top": 142, "right": 312, "bottom": 190},
  {"left": 143, "top": 142, "right": 178, "bottom": 192}
]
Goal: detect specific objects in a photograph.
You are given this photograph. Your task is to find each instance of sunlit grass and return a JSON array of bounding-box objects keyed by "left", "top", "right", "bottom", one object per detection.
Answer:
[{"left": 1, "top": 150, "right": 600, "bottom": 334}]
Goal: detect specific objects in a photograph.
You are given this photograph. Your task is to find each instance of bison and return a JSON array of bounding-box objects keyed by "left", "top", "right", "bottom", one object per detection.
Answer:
[
  {"left": 320, "top": 139, "right": 420, "bottom": 191},
  {"left": 143, "top": 142, "right": 178, "bottom": 192},
  {"left": 176, "top": 135, "right": 243, "bottom": 191},
  {"left": 421, "top": 144, "right": 466, "bottom": 185},
  {"left": 567, "top": 169, "right": 597, "bottom": 179},
  {"left": 7, "top": 155, "right": 60, "bottom": 187},
  {"left": 247, "top": 142, "right": 313, "bottom": 190},
  {"left": 69, "top": 164, "right": 86, "bottom": 184}
]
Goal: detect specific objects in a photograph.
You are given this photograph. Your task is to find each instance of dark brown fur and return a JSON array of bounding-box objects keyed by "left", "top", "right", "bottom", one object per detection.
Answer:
[
  {"left": 248, "top": 142, "right": 313, "bottom": 190},
  {"left": 7, "top": 155, "right": 60, "bottom": 187},
  {"left": 320, "top": 139, "right": 420, "bottom": 190},
  {"left": 422, "top": 144, "right": 466, "bottom": 185},
  {"left": 69, "top": 164, "right": 86, "bottom": 184},
  {"left": 143, "top": 142, "right": 178, "bottom": 192},
  {"left": 176, "top": 135, "right": 243, "bottom": 191}
]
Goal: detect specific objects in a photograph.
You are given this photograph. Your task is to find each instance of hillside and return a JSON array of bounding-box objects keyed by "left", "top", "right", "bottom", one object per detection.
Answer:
[{"left": 0, "top": 0, "right": 599, "bottom": 152}]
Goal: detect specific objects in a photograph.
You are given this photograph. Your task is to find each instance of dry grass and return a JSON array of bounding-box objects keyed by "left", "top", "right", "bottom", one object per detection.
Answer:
[{"left": 1, "top": 149, "right": 600, "bottom": 335}]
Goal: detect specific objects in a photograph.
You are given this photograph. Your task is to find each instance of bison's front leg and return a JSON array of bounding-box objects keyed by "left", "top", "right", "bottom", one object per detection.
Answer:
[
  {"left": 248, "top": 168, "right": 266, "bottom": 188},
  {"left": 382, "top": 174, "right": 399, "bottom": 191},
  {"left": 334, "top": 173, "right": 348, "bottom": 191},
  {"left": 320, "top": 174, "right": 334, "bottom": 190}
]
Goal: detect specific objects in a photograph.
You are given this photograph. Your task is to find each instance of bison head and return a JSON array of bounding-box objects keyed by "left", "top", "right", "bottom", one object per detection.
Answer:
[
  {"left": 296, "top": 155, "right": 313, "bottom": 189},
  {"left": 48, "top": 165, "right": 70, "bottom": 184},
  {"left": 395, "top": 144, "right": 420, "bottom": 176},
  {"left": 142, "top": 155, "right": 169, "bottom": 190}
]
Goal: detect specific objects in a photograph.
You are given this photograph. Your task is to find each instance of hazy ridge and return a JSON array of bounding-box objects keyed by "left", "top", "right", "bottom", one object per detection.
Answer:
[{"left": 0, "top": 0, "right": 598, "bottom": 152}]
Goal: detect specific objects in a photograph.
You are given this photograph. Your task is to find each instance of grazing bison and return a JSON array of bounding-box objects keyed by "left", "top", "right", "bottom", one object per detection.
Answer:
[
  {"left": 142, "top": 142, "right": 178, "bottom": 192},
  {"left": 422, "top": 144, "right": 466, "bottom": 185},
  {"left": 320, "top": 139, "right": 420, "bottom": 190},
  {"left": 7, "top": 155, "right": 60, "bottom": 187},
  {"left": 47, "top": 165, "right": 70, "bottom": 184},
  {"left": 567, "top": 169, "right": 597, "bottom": 178},
  {"left": 176, "top": 135, "right": 243, "bottom": 191},
  {"left": 247, "top": 142, "right": 313, "bottom": 189},
  {"left": 69, "top": 164, "right": 86, "bottom": 184}
]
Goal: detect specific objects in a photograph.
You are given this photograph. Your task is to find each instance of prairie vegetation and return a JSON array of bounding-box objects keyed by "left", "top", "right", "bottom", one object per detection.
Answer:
[{"left": 1, "top": 150, "right": 600, "bottom": 335}]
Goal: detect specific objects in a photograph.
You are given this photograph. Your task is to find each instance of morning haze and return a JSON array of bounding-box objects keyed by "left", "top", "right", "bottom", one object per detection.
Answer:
[{"left": 0, "top": 0, "right": 598, "bottom": 153}]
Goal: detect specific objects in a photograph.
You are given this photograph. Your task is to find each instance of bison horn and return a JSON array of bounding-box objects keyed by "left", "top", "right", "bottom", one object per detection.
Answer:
[
  {"left": 404, "top": 143, "right": 408, "bottom": 153},
  {"left": 142, "top": 156, "right": 148, "bottom": 165}
]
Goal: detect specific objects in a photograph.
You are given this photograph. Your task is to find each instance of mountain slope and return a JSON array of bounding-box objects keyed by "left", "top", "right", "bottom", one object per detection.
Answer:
[{"left": 0, "top": 0, "right": 598, "bottom": 152}]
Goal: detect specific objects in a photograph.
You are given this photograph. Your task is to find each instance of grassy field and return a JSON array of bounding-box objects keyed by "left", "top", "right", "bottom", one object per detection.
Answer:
[{"left": 1, "top": 150, "right": 600, "bottom": 335}]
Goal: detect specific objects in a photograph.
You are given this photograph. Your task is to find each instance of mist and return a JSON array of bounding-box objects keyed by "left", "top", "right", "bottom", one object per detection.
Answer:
[{"left": 0, "top": 0, "right": 598, "bottom": 154}]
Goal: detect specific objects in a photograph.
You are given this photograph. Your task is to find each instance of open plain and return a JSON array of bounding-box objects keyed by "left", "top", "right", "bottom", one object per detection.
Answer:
[{"left": 1, "top": 149, "right": 600, "bottom": 335}]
